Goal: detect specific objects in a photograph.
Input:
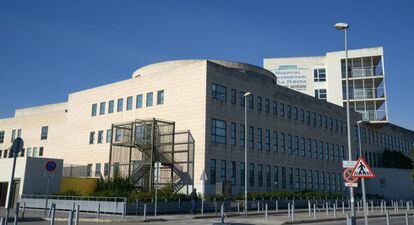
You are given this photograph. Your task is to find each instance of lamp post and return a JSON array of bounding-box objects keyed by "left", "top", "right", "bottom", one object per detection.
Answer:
[
  {"left": 334, "top": 22, "right": 356, "bottom": 225},
  {"left": 243, "top": 92, "right": 252, "bottom": 216},
  {"left": 357, "top": 120, "right": 369, "bottom": 225}
]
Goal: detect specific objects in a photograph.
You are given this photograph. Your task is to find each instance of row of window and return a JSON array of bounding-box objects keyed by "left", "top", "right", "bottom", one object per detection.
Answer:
[
  {"left": 209, "top": 159, "right": 343, "bottom": 192},
  {"left": 86, "top": 163, "right": 110, "bottom": 177},
  {"left": 89, "top": 129, "right": 112, "bottom": 145},
  {"left": 211, "top": 83, "right": 347, "bottom": 135},
  {"left": 91, "top": 90, "right": 164, "bottom": 117},
  {"left": 0, "top": 146, "right": 44, "bottom": 159},
  {"left": 0, "top": 126, "right": 49, "bottom": 144},
  {"left": 211, "top": 119, "right": 347, "bottom": 161},
  {"left": 354, "top": 126, "right": 413, "bottom": 156}
]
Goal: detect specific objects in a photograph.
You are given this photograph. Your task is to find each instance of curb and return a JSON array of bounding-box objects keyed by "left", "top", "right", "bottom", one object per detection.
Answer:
[{"left": 282, "top": 213, "right": 409, "bottom": 224}]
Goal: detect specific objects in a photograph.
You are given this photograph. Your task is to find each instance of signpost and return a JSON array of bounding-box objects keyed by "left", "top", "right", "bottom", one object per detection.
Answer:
[
  {"left": 44, "top": 160, "right": 57, "bottom": 216},
  {"left": 343, "top": 167, "right": 359, "bottom": 188},
  {"left": 200, "top": 169, "right": 208, "bottom": 215},
  {"left": 5, "top": 138, "right": 24, "bottom": 225}
]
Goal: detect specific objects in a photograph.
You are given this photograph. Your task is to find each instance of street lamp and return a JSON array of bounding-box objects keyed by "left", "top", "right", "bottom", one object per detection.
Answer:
[
  {"left": 334, "top": 22, "right": 356, "bottom": 225},
  {"left": 243, "top": 91, "right": 252, "bottom": 216},
  {"left": 357, "top": 120, "right": 369, "bottom": 225}
]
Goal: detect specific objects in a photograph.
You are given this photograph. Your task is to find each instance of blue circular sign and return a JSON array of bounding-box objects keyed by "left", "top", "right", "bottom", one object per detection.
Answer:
[{"left": 45, "top": 161, "right": 57, "bottom": 172}]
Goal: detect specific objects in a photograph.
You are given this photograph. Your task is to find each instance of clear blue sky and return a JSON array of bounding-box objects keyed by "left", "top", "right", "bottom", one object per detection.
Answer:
[{"left": 0, "top": 0, "right": 413, "bottom": 130}]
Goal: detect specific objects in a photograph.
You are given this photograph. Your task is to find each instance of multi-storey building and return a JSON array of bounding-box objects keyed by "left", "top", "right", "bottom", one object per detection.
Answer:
[
  {"left": 264, "top": 47, "right": 388, "bottom": 122},
  {"left": 0, "top": 60, "right": 412, "bottom": 198}
]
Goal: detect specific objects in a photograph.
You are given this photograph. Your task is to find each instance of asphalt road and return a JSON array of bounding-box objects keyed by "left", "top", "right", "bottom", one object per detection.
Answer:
[{"left": 318, "top": 216, "right": 412, "bottom": 225}]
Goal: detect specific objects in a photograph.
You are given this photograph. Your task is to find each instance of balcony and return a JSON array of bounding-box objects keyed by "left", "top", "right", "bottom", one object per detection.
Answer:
[
  {"left": 342, "top": 65, "right": 384, "bottom": 78},
  {"left": 343, "top": 87, "right": 385, "bottom": 100},
  {"left": 357, "top": 109, "right": 387, "bottom": 122}
]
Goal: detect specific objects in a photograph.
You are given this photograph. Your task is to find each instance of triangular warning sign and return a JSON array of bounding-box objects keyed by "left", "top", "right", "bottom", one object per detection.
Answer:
[{"left": 351, "top": 157, "right": 376, "bottom": 178}]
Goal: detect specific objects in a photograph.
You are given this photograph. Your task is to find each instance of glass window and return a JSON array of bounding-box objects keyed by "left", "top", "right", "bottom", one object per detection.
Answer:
[
  {"left": 280, "top": 132, "right": 285, "bottom": 153},
  {"left": 210, "top": 159, "right": 216, "bottom": 185},
  {"left": 300, "top": 137, "right": 306, "bottom": 157},
  {"left": 95, "top": 163, "right": 101, "bottom": 176},
  {"left": 230, "top": 123, "right": 236, "bottom": 146},
  {"left": 313, "top": 139, "right": 318, "bottom": 159},
  {"left": 98, "top": 130, "right": 103, "bottom": 144},
  {"left": 39, "top": 147, "right": 44, "bottom": 156},
  {"left": 295, "top": 168, "right": 300, "bottom": 190},
  {"left": 32, "top": 147, "right": 38, "bottom": 157},
  {"left": 257, "top": 96, "right": 262, "bottom": 111},
  {"left": 41, "top": 126, "right": 48, "bottom": 140},
  {"left": 211, "top": 119, "right": 226, "bottom": 144},
  {"left": 300, "top": 109, "right": 305, "bottom": 122},
  {"left": 0, "top": 131, "right": 4, "bottom": 143},
  {"left": 211, "top": 83, "right": 227, "bottom": 101},
  {"left": 108, "top": 100, "right": 114, "bottom": 113},
  {"left": 294, "top": 135, "right": 299, "bottom": 155},
  {"left": 127, "top": 96, "right": 133, "bottom": 110},
  {"left": 273, "top": 131, "right": 278, "bottom": 152},
  {"left": 248, "top": 126, "right": 254, "bottom": 149},
  {"left": 240, "top": 162, "right": 245, "bottom": 186},
  {"left": 301, "top": 169, "right": 307, "bottom": 190},
  {"left": 249, "top": 163, "right": 255, "bottom": 186},
  {"left": 87, "top": 164, "right": 92, "bottom": 177},
  {"left": 272, "top": 101, "right": 277, "bottom": 115},
  {"left": 314, "top": 68, "right": 326, "bottom": 82},
  {"left": 265, "top": 99, "right": 270, "bottom": 113},
  {"left": 220, "top": 160, "right": 226, "bottom": 182},
  {"left": 99, "top": 102, "right": 106, "bottom": 115},
  {"left": 157, "top": 90, "right": 164, "bottom": 105},
  {"left": 287, "top": 105, "right": 291, "bottom": 119},
  {"left": 294, "top": 107, "right": 298, "bottom": 120},
  {"left": 240, "top": 91, "right": 245, "bottom": 107},
  {"left": 240, "top": 124, "right": 245, "bottom": 147},
  {"left": 258, "top": 164, "right": 263, "bottom": 187},
  {"left": 17, "top": 129, "right": 21, "bottom": 138},
  {"left": 288, "top": 168, "right": 293, "bottom": 190},
  {"left": 280, "top": 103, "right": 285, "bottom": 117},
  {"left": 288, "top": 134, "right": 292, "bottom": 155},
  {"left": 231, "top": 89, "right": 236, "bottom": 104},
  {"left": 106, "top": 129, "right": 112, "bottom": 143},
  {"left": 320, "top": 171, "right": 325, "bottom": 191},
  {"left": 248, "top": 94, "right": 254, "bottom": 109},
  {"left": 314, "top": 171, "right": 319, "bottom": 190},
  {"left": 274, "top": 166, "right": 279, "bottom": 188},
  {"left": 104, "top": 163, "right": 110, "bottom": 176},
  {"left": 306, "top": 111, "right": 310, "bottom": 126},
  {"left": 265, "top": 129, "right": 270, "bottom": 151},
  {"left": 308, "top": 170, "right": 313, "bottom": 190},
  {"left": 89, "top": 131, "right": 95, "bottom": 144},
  {"left": 91, "top": 103, "right": 97, "bottom": 116},
  {"left": 257, "top": 128, "right": 262, "bottom": 150},
  {"left": 307, "top": 138, "right": 312, "bottom": 158},
  {"left": 117, "top": 98, "right": 123, "bottom": 112},
  {"left": 281, "top": 167, "right": 286, "bottom": 189},
  {"left": 319, "top": 140, "right": 324, "bottom": 159},
  {"left": 231, "top": 161, "right": 236, "bottom": 185},
  {"left": 146, "top": 92, "right": 153, "bottom": 107},
  {"left": 11, "top": 129, "right": 16, "bottom": 142},
  {"left": 136, "top": 94, "right": 143, "bottom": 108}
]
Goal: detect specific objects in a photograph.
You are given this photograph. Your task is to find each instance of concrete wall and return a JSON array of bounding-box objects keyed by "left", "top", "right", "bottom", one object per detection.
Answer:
[{"left": 364, "top": 168, "right": 414, "bottom": 199}]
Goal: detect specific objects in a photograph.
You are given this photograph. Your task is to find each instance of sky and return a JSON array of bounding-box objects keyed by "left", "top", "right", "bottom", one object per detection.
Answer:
[{"left": 0, "top": 0, "right": 413, "bottom": 130}]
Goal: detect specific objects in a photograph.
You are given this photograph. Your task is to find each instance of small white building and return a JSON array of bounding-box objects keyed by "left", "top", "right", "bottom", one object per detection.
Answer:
[{"left": 0, "top": 157, "right": 63, "bottom": 207}]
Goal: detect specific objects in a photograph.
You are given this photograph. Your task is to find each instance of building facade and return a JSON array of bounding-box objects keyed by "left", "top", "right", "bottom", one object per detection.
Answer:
[
  {"left": 0, "top": 60, "right": 412, "bottom": 196},
  {"left": 264, "top": 47, "right": 388, "bottom": 122}
]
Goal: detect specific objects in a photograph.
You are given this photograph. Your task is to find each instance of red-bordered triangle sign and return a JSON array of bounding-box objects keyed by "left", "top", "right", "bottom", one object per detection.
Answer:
[{"left": 351, "top": 157, "right": 375, "bottom": 178}]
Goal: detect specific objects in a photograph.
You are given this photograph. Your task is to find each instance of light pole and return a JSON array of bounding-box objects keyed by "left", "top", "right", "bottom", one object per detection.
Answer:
[
  {"left": 357, "top": 120, "right": 369, "bottom": 225},
  {"left": 334, "top": 22, "right": 356, "bottom": 225},
  {"left": 243, "top": 92, "right": 252, "bottom": 216}
]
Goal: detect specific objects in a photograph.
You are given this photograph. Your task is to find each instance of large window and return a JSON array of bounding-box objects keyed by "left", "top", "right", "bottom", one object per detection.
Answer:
[
  {"left": 89, "top": 132, "right": 95, "bottom": 144},
  {"left": 230, "top": 123, "right": 236, "bottom": 146},
  {"left": 157, "top": 90, "right": 164, "bottom": 105},
  {"left": 127, "top": 96, "right": 133, "bottom": 110},
  {"left": 136, "top": 94, "right": 143, "bottom": 108},
  {"left": 146, "top": 92, "right": 153, "bottom": 107},
  {"left": 100, "top": 102, "right": 106, "bottom": 115},
  {"left": 0, "top": 131, "right": 4, "bottom": 143},
  {"left": 108, "top": 100, "right": 114, "bottom": 113},
  {"left": 41, "top": 126, "right": 48, "bottom": 140},
  {"left": 117, "top": 98, "right": 123, "bottom": 112},
  {"left": 91, "top": 103, "right": 97, "bottom": 116},
  {"left": 314, "top": 68, "right": 326, "bottom": 82},
  {"left": 211, "top": 83, "right": 227, "bottom": 101},
  {"left": 210, "top": 159, "right": 216, "bottom": 185},
  {"left": 211, "top": 119, "right": 226, "bottom": 144}
]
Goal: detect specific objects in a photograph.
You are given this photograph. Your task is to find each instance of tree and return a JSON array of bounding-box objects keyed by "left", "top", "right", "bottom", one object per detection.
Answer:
[{"left": 382, "top": 149, "right": 413, "bottom": 169}]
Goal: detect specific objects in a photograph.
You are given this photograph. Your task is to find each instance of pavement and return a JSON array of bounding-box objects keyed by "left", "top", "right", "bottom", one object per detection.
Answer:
[{"left": 1, "top": 207, "right": 413, "bottom": 225}]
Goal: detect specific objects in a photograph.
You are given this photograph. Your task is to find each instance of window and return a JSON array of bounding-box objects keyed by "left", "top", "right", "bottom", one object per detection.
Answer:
[
  {"left": 326, "top": 172, "right": 331, "bottom": 191},
  {"left": 0, "top": 131, "right": 4, "bottom": 143},
  {"left": 300, "top": 109, "right": 305, "bottom": 122},
  {"left": 240, "top": 91, "right": 245, "bottom": 107},
  {"left": 313, "top": 139, "right": 318, "bottom": 159},
  {"left": 300, "top": 137, "right": 306, "bottom": 156},
  {"left": 293, "top": 107, "right": 298, "bottom": 120},
  {"left": 117, "top": 98, "right": 123, "bottom": 112},
  {"left": 287, "top": 105, "right": 291, "bottom": 119},
  {"left": 248, "top": 94, "right": 254, "bottom": 109},
  {"left": 274, "top": 166, "right": 279, "bottom": 188},
  {"left": 26, "top": 148, "right": 31, "bottom": 157},
  {"left": 287, "top": 134, "right": 292, "bottom": 155},
  {"left": 39, "top": 147, "right": 44, "bottom": 156},
  {"left": 312, "top": 113, "right": 317, "bottom": 126},
  {"left": 17, "top": 129, "right": 21, "bottom": 138},
  {"left": 294, "top": 136, "right": 299, "bottom": 155},
  {"left": 280, "top": 103, "right": 285, "bottom": 117},
  {"left": 97, "top": 130, "right": 103, "bottom": 144},
  {"left": 318, "top": 114, "right": 322, "bottom": 127},
  {"left": 40, "top": 126, "right": 48, "bottom": 140},
  {"left": 307, "top": 138, "right": 312, "bottom": 158},
  {"left": 249, "top": 163, "right": 255, "bottom": 186},
  {"left": 272, "top": 101, "right": 278, "bottom": 115},
  {"left": 89, "top": 131, "right": 95, "bottom": 144},
  {"left": 240, "top": 162, "right": 245, "bottom": 186},
  {"left": 288, "top": 168, "right": 293, "bottom": 190},
  {"left": 314, "top": 89, "right": 327, "bottom": 101},
  {"left": 230, "top": 123, "right": 236, "bottom": 146},
  {"left": 258, "top": 164, "right": 263, "bottom": 187},
  {"left": 240, "top": 124, "right": 245, "bottom": 147},
  {"left": 91, "top": 103, "right": 97, "bottom": 116},
  {"left": 248, "top": 126, "right": 254, "bottom": 149},
  {"left": 280, "top": 132, "right": 286, "bottom": 153},
  {"left": 104, "top": 163, "right": 110, "bottom": 176},
  {"left": 319, "top": 141, "right": 324, "bottom": 159},
  {"left": 99, "top": 102, "right": 106, "bottom": 115},
  {"left": 231, "top": 89, "right": 236, "bottom": 104},
  {"left": 136, "top": 94, "right": 143, "bottom": 108},
  {"left": 11, "top": 129, "right": 16, "bottom": 142},
  {"left": 231, "top": 161, "right": 236, "bottom": 185},
  {"left": 146, "top": 92, "right": 153, "bottom": 107},
  {"left": 257, "top": 128, "right": 262, "bottom": 150},
  {"left": 108, "top": 100, "right": 114, "bottom": 113},
  {"left": 127, "top": 96, "right": 133, "bottom": 110},
  {"left": 210, "top": 159, "right": 216, "bottom": 185},
  {"left": 266, "top": 165, "right": 271, "bottom": 188},
  {"left": 95, "top": 163, "right": 101, "bottom": 176},
  {"left": 211, "top": 119, "right": 226, "bottom": 144},
  {"left": 336, "top": 144, "right": 340, "bottom": 162},
  {"left": 273, "top": 131, "right": 278, "bottom": 152},
  {"left": 320, "top": 172, "right": 325, "bottom": 191},
  {"left": 221, "top": 160, "right": 226, "bottom": 182},
  {"left": 295, "top": 168, "right": 300, "bottom": 190},
  {"left": 265, "top": 99, "right": 270, "bottom": 113},
  {"left": 265, "top": 130, "right": 270, "bottom": 151},
  {"left": 314, "top": 68, "right": 326, "bottom": 82},
  {"left": 314, "top": 171, "right": 319, "bottom": 190},
  {"left": 257, "top": 96, "right": 262, "bottom": 111},
  {"left": 87, "top": 164, "right": 92, "bottom": 177},
  {"left": 32, "top": 147, "right": 37, "bottom": 157},
  {"left": 106, "top": 129, "right": 112, "bottom": 143},
  {"left": 211, "top": 83, "right": 227, "bottom": 101},
  {"left": 324, "top": 142, "right": 329, "bottom": 160},
  {"left": 308, "top": 170, "right": 313, "bottom": 190},
  {"left": 306, "top": 111, "right": 310, "bottom": 126},
  {"left": 331, "top": 143, "right": 335, "bottom": 161},
  {"left": 157, "top": 90, "right": 164, "bottom": 105}
]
